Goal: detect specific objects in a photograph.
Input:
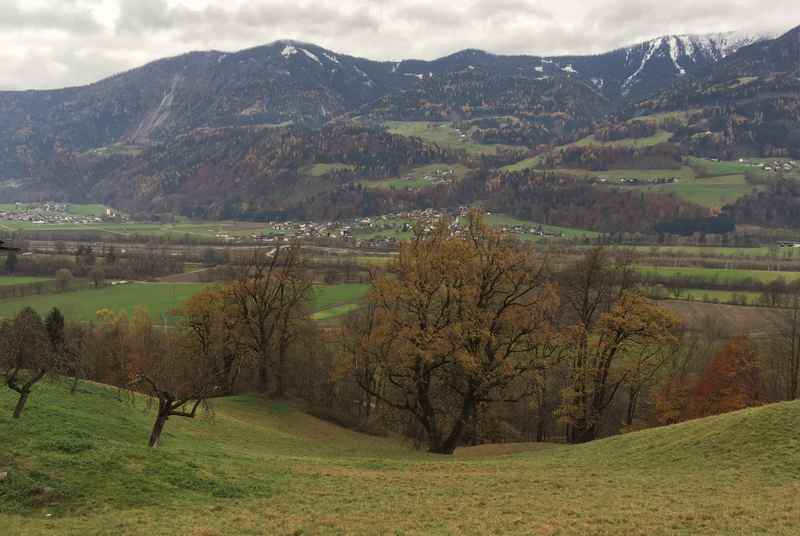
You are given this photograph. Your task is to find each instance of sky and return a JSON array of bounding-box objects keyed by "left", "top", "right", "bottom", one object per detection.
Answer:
[{"left": 0, "top": 0, "right": 797, "bottom": 90}]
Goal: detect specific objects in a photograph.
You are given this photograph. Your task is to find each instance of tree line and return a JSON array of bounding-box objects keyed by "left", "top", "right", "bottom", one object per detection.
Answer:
[{"left": 4, "top": 214, "right": 798, "bottom": 454}]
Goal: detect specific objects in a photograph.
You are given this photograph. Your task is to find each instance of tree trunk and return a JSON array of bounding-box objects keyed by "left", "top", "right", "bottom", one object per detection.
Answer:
[
  {"left": 70, "top": 375, "right": 80, "bottom": 395},
  {"left": 149, "top": 412, "right": 169, "bottom": 447},
  {"left": 535, "top": 380, "right": 548, "bottom": 442},
  {"left": 429, "top": 386, "right": 477, "bottom": 455},
  {"left": 568, "top": 420, "right": 597, "bottom": 444},
  {"left": 258, "top": 362, "right": 269, "bottom": 393},
  {"left": 274, "top": 339, "right": 289, "bottom": 399},
  {"left": 432, "top": 415, "right": 469, "bottom": 455},
  {"left": 13, "top": 390, "right": 29, "bottom": 419},
  {"left": 222, "top": 355, "right": 237, "bottom": 395},
  {"left": 626, "top": 386, "right": 640, "bottom": 427},
  {"left": 535, "top": 403, "right": 548, "bottom": 443}
]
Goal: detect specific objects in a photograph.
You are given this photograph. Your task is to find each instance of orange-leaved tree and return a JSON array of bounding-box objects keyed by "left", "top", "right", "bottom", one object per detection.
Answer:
[
  {"left": 342, "top": 212, "right": 558, "bottom": 454},
  {"left": 688, "top": 335, "right": 761, "bottom": 419}
]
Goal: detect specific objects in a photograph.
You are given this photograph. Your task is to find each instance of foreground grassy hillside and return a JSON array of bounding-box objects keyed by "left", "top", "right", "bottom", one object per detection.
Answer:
[{"left": 1, "top": 382, "right": 799, "bottom": 535}]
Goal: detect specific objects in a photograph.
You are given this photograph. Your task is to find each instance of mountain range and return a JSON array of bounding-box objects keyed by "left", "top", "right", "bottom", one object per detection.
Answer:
[{"left": 0, "top": 24, "right": 797, "bottom": 218}]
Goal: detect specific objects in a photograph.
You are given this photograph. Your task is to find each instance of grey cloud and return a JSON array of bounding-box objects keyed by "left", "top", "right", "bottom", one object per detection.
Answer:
[
  {"left": 0, "top": 0, "right": 104, "bottom": 33},
  {"left": 0, "top": 0, "right": 799, "bottom": 90}
]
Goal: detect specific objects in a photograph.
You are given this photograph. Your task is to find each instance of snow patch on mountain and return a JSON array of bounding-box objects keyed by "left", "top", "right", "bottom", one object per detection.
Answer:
[
  {"left": 622, "top": 38, "right": 662, "bottom": 93},
  {"left": 300, "top": 48, "right": 322, "bottom": 65},
  {"left": 353, "top": 65, "right": 374, "bottom": 86},
  {"left": 281, "top": 45, "right": 297, "bottom": 59},
  {"left": 667, "top": 36, "right": 686, "bottom": 75}
]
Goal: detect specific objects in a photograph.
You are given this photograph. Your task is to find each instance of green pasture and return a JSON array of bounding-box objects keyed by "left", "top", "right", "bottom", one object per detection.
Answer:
[
  {"left": 0, "top": 283, "right": 369, "bottom": 323},
  {"left": 361, "top": 163, "right": 470, "bottom": 190},
  {"left": 2, "top": 381, "right": 799, "bottom": 535},
  {"left": 384, "top": 121, "right": 521, "bottom": 155},
  {"left": 0, "top": 276, "right": 53, "bottom": 287},
  {"left": 636, "top": 265, "right": 800, "bottom": 285}
]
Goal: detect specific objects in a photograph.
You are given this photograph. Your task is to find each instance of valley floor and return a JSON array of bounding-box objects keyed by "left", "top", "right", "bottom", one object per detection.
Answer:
[{"left": 1, "top": 382, "right": 799, "bottom": 535}]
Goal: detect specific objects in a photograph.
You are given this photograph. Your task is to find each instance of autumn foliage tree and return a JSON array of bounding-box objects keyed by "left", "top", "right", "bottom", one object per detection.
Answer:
[
  {"left": 177, "top": 287, "right": 243, "bottom": 395},
  {"left": 342, "top": 213, "right": 558, "bottom": 454},
  {"left": 688, "top": 336, "right": 761, "bottom": 419},
  {"left": 556, "top": 249, "right": 680, "bottom": 443}
]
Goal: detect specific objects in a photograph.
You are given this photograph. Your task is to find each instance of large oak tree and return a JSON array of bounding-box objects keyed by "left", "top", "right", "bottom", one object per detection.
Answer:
[{"left": 343, "top": 213, "right": 557, "bottom": 454}]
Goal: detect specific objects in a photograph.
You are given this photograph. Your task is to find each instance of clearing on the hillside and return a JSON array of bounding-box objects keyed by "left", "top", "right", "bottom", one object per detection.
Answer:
[
  {"left": 360, "top": 163, "right": 470, "bottom": 190},
  {"left": 384, "top": 121, "right": 519, "bottom": 155},
  {"left": 1, "top": 381, "right": 798, "bottom": 535},
  {"left": 501, "top": 157, "right": 757, "bottom": 209}
]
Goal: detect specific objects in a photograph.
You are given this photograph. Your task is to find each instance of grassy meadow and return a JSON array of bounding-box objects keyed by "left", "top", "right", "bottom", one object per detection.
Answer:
[
  {"left": 499, "top": 154, "right": 758, "bottom": 209},
  {"left": 1, "top": 381, "right": 798, "bottom": 535},
  {"left": 300, "top": 163, "right": 356, "bottom": 177},
  {"left": 384, "top": 121, "right": 521, "bottom": 155},
  {"left": 0, "top": 276, "right": 53, "bottom": 287},
  {"left": 636, "top": 265, "right": 800, "bottom": 285},
  {"left": 0, "top": 203, "right": 111, "bottom": 218},
  {"left": 480, "top": 213, "right": 600, "bottom": 239},
  {"left": 0, "top": 283, "right": 369, "bottom": 322},
  {"left": 624, "top": 245, "right": 788, "bottom": 258},
  {"left": 0, "top": 220, "right": 279, "bottom": 239},
  {"left": 571, "top": 129, "right": 673, "bottom": 148},
  {"left": 0, "top": 283, "right": 208, "bottom": 322},
  {"left": 360, "top": 163, "right": 470, "bottom": 190}
]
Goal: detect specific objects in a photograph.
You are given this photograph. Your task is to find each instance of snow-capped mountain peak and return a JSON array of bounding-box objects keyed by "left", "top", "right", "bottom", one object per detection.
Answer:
[{"left": 618, "top": 31, "right": 775, "bottom": 93}]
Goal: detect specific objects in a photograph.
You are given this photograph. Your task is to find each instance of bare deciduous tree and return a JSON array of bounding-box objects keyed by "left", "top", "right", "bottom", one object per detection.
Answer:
[
  {"left": 229, "top": 245, "right": 311, "bottom": 394},
  {"left": 1, "top": 307, "right": 53, "bottom": 418}
]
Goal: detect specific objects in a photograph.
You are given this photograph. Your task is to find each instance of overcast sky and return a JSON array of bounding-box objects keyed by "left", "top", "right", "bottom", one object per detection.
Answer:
[{"left": 0, "top": 0, "right": 797, "bottom": 90}]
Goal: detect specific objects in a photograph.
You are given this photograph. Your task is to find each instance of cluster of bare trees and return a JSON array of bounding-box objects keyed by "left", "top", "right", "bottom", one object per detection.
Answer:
[
  {"left": 1, "top": 245, "right": 314, "bottom": 447},
  {"left": 5, "top": 217, "right": 800, "bottom": 456}
]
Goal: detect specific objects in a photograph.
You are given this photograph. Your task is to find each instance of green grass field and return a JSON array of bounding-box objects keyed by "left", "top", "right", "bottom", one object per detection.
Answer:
[
  {"left": 502, "top": 131, "right": 674, "bottom": 173},
  {"left": 311, "top": 283, "right": 369, "bottom": 313},
  {"left": 0, "top": 283, "right": 369, "bottom": 322},
  {"left": 481, "top": 213, "right": 600, "bottom": 239},
  {"left": 385, "top": 121, "right": 520, "bottom": 155},
  {"left": 499, "top": 156, "right": 757, "bottom": 209},
  {"left": 636, "top": 265, "right": 800, "bottom": 285},
  {"left": 678, "top": 288, "right": 762, "bottom": 303},
  {"left": 0, "top": 276, "right": 52, "bottom": 287},
  {"left": 0, "top": 220, "right": 279, "bottom": 239},
  {"left": 0, "top": 283, "right": 208, "bottom": 322},
  {"left": 361, "top": 163, "right": 470, "bottom": 190},
  {"left": 686, "top": 157, "right": 766, "bottom": 178},
  {"left": 300, "top": 163, "right": 356, "bottom": 177},
  {"left": 2, "top": 381, "right": 798, "bottom": 535},
  {"left": 651, "top": 286, "right": 762, "bottom": 304},
  {"left": 501, "top": 154, "right": 544, "bottom": 172},
  {"left": 554, "top": 166, "right": 751, "bottom": 209},
  {"left": 571, "top": 129, "right": 673, "bottom": 148},
  {"left": 649, "top": 173, "right": 755, "bottom": 208},
  {"left": 0, "top": 203, "right": 111, "bottom": 218},
  {"left": 624, "top": 245, "right": 783, "bottom": 258},
  {"left": 627, "top": 110, "right": 701, "bottom": 124}
]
